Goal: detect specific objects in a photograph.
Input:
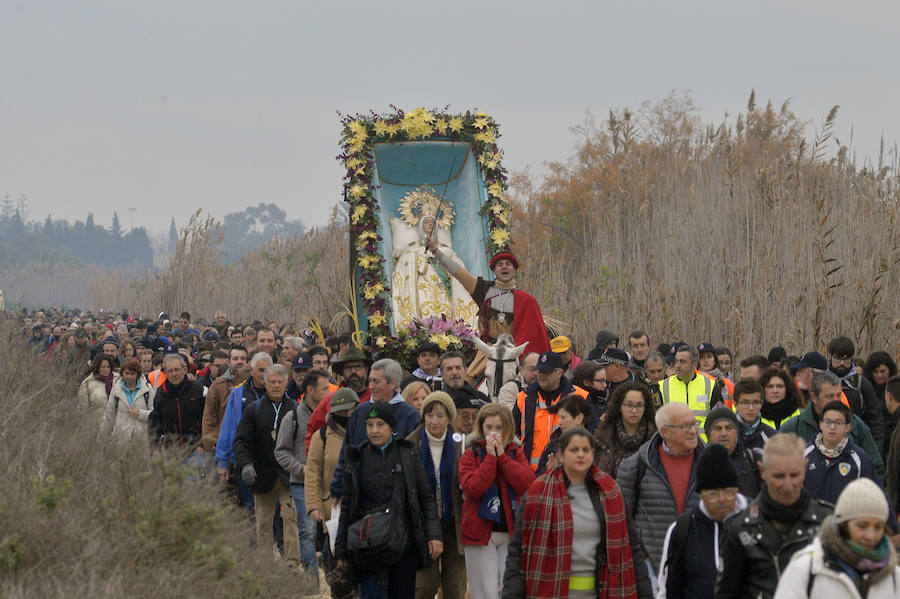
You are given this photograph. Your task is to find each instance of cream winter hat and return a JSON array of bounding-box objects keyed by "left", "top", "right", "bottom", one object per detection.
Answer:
[{"left": 834, "top": 478, "right": 889, "bottom": 523}]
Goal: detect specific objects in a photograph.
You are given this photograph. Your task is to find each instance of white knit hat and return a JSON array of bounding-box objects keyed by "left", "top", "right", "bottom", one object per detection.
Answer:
[{"left": 834, "top": 478, "right": 889, "bottom": 523}]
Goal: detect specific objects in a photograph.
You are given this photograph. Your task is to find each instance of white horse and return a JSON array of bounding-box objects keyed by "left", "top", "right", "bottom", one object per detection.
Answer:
[{"left": 473, "top": 334, "right": 529, "bottom": 403}]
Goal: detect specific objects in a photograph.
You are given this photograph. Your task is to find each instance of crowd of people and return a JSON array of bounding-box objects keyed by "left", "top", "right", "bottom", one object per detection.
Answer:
[{"left": 14, "top": 249, "right": 900, "bottom": 599}]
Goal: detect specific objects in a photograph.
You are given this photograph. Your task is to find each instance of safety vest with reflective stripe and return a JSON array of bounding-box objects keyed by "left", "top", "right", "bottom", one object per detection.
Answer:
[
  {"left": 660, "top": 374, "right": 714, "bottom": 439},
  {"left": 760, "top": 408, "right": 800, "bottom": 431},
  {"left": 515, "top": 384, "right": 589, "bottom": 470}
]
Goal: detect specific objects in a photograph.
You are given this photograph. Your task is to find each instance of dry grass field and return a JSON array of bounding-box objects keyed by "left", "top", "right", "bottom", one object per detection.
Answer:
[{"left": 0, "top": 321, "right": 315, "bottom": 598}]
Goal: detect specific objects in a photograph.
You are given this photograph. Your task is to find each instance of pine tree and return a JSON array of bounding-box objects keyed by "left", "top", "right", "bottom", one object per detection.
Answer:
[
  {"left": 111, "top": 211, "right": 122, "bottom": 237},
  {"left": 86, "top": 213, "right": 95, "bottom": 229},
  {"left": 168, "top": 218, "right": 178, "bottom": 254}
]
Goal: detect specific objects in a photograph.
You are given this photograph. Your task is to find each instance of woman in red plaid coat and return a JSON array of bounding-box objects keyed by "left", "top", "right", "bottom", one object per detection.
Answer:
[{"left": 502, "top": 428, "right": 652, "bottom": 599}]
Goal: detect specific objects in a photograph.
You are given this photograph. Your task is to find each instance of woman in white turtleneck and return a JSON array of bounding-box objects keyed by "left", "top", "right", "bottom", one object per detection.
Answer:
[{"left": 406, "top": 391, "right": 466, "bottom": 599}]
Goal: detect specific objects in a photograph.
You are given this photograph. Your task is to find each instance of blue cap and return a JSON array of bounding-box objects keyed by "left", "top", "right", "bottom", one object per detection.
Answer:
[{"left": 292, "top": 353, "right": 313, "bottom": 371}]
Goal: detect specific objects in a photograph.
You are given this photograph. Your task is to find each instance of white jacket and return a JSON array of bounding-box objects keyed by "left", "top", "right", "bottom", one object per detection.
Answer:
[
  {"left": 774, "top": 537, "right": 899, "bottom": 599},
  {"left": 78, "top": 374, "right": 119, "bottom": 412},
  {"left": 101, "top": 378, "right": 154, "bottom": 442}
]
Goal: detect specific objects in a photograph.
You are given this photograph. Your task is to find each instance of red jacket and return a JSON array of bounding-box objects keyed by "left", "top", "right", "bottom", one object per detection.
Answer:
[
  {"left": 304, "top": 385, "right": 370, "bottom": 451},
  {"left": 458, "top": 440, "right": 534, "bottom": 546}
]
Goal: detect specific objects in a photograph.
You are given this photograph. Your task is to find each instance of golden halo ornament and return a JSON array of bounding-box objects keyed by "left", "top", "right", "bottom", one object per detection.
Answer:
[{"left": 398, "top": 187, "right": 455, "bottom": 229}]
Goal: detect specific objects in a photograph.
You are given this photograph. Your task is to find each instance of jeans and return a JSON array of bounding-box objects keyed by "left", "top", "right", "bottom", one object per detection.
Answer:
[
  {"left": 358, "top": 548, "right": 418, "bottom": 599},
  {"left": 291, "top": 483, "right": 320, "bottom": 573}
]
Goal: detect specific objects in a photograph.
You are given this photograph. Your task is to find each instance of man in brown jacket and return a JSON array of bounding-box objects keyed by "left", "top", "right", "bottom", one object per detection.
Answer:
[{"left": 201, "top": 346, "right": 248, "bottom": 452}]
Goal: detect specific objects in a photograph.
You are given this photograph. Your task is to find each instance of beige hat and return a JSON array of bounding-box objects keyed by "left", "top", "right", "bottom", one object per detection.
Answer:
[
  {"left": 420, "top": 391, "right": 457, "bottom": 423},
  {"left": 834, "top": 478, "right": 889, "bottom": 523}
]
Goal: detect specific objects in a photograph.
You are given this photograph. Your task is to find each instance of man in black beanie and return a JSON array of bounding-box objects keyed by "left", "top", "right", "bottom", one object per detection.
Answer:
[
  {"left": 657, "top": 443, "right": 746, "bottom": 599},
  {"left": 704, "top": 406, "right": 762, "bottom": 498}
]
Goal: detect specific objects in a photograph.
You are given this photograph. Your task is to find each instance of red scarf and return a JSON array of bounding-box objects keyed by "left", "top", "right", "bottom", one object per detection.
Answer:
[{"left": 520, "top": 465, "right": 637, "bottom": 599}]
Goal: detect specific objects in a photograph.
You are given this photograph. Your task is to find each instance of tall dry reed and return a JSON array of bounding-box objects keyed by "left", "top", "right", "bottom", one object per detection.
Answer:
[{"left": 509, "top": 91, "right": 900, "bottom": 358}]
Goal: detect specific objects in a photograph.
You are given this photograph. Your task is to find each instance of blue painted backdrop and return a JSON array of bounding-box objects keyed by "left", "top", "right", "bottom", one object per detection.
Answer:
[{"left": 356, "top": 140, "right": 491, "bottom": 334}]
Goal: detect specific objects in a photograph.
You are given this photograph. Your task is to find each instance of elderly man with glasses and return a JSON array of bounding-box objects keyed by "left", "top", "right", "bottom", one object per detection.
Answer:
[{"left": 616, "top": 402, "right": 706, "bottom": 595}]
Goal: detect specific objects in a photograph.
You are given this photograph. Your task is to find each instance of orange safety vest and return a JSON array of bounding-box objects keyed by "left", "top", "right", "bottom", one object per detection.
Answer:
[{"left": 515, "top": 385, "right": 589, "bottom": 471}]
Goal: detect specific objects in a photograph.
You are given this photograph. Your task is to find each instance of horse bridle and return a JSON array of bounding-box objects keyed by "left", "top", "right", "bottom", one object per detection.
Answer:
[{"left": 486, "top": 354, "right": 519, "bottom": 398}]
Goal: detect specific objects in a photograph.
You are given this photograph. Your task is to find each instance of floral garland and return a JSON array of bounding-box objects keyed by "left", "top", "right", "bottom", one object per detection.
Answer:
[
  {"left": 339, "top": 107, "right": 511, "bottom": 349},
  {"left": 393, "top": 315, "right": 478, "bottom": 372}
]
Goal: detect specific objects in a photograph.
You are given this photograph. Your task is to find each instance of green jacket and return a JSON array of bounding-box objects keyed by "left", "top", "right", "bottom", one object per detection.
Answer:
[{"left": 779, "top": 404, "right": 884, "bottom": 483}]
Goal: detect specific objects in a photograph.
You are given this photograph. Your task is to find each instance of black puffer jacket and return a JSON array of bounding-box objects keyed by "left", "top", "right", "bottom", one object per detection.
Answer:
[
  {"left": 715, "top": 494, "right": 832, "bottom": 599},
  {"left": 334, "top": 437, "right": 441, "bottom": 570},
  {"left": 148, "top": 378, "right": 205, "bottom": 448},
  {"left": 616, "top": 433, "right": 705, "bottom": 568},
  {"left": 233, "top": 395, "right": 297, "bottom": 494}
]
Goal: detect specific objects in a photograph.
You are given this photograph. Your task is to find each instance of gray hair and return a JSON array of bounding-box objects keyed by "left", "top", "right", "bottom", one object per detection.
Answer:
[
  {"left": 654, "top": 402, "right": 689, "bottom": 430},
  {"left": 371, "top": 358, "right": 403, "bottom": 386},
  {"left": 283, "top": 336, "right": 304, "bottom": 351},
  {"left": 215, "top": 310, "right": 226, "bottom": 318},
  {"left": 249, "top": 351, "right": 273, "bottom": 369},
  {"left": 264, "top": 363, "right": 288, "bottom": 383},
  {"left": 676, "top": 345, "right": 700, "bottom": 363},
  {"left": 811, "top": 370, "right": 841, "bottom": 397},
  {"left": 162, "top": 353, "right": 186, "bottom": 371},
  {"left": 645, "top": 351, "right": 665, "bottom": 365}
]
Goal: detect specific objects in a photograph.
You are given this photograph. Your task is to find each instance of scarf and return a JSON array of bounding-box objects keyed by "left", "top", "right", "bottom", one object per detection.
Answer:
[
  {"left": 474, "top": 443, "right": 521, "bottom": 527},
  {"left": 758, "top": 486, "right": 810, "bottom": 525},
  {"left": 421, "top": 427, "right": 455, "bottom": 523},
  {"left": 760, "top": 395, "right": 798, "bottom": 428},
  {"left": 813, "top": 432, "right": 849, "bottom": 459},
  {"left": 819, "top": 515, "right": 896, "bottom": 586},
  {"left": 331, "top": 414, "right": 350, "bottom": 430},
  {"left": 520, "top": 465, "right": 637, "bottom": 599},
  {"left": 615, "top": 420, "right": 648, "bottom": 455},
  {"left": 412, "top": 367, "right": 440, "bottom": 382},
  {"left": 736, "top": 412, "right": 761, "bottom": 437},
  {"left": 94, "top": 372, "right": 114, "bottom": 395}
]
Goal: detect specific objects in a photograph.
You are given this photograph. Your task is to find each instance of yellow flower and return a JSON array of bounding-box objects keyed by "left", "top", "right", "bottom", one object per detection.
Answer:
[
  {"left": 347, "top": 157, "right": 366, "bottom": 169},
  {"left": 490, "top": 203, "right": 510, "bottom": 224},
  {"left": 491, "top": 228, "right": 510, "bottom": 246},
  {"left": 404, "top": 337, "right": 417, "bottom": 349},
  {"left": 473, "top": 116, "right": 490, "bottom": 130},
  {"left": 347, "top": 138, "right": 365, "bottom": 154},
  {"left": 488, "top": 182, "right": 503, "bottom": 199},
  {"left": 363, "top": 282, "right": 385, "bottom": 300},
  {"left": 474, "top": 129, "right": 495, "bottom": 144},
  {"left": 401, "top": 107, "right": 435, "bottom": 139},
  {"left": 358, "top": 255, "right": 377, "bottom": 269},
  {"left": 351, "top": 205, "right": 367, "bottom": 224},
  {"left": 433, "top": 118, "right": 449, "bottom": 134},
  {"left": 359, "top": 231, "right": 377, "bottom": 241},
  {"left": 347, "top": 120, "right": 368, "bottom": 141},
  {"left": 375, "top": 336, "right": 387, "bottom": 348},
  {"left": 369, "top": 313, "right": 386, "bottom": 328},
  {"left": 448, "top": 116, "right": 464, "bottom": 132},
  {"left": 349, "top": 184, "right": 368, "bottom": 199},
  {"left": 374, "top": 120, "right": 391, "bottom": 137}
]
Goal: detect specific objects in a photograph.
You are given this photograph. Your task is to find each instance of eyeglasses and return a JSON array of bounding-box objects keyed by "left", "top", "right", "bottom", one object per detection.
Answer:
[
  {"left": 622, "top": 402, "right": 645, "bottom": 412},
  {"left": 665, "top": 420, "right": 699, "bottom": 432},
  {"left": 593, "top": 378, "right": 608, "bottom": 385},
  {"left": 831, "top": 356, "right": 853, "bottom": 366},
  {"left": 821, "top": 419, "right": 848, "bottom": 428},
  {"left": 700, "top": 487, "right": 739, "bottom": 499},
  {"left": 737, "top": 400, "right": 763, "bottom": 407}
]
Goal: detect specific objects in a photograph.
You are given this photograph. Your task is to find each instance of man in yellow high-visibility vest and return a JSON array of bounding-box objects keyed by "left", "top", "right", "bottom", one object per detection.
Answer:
[{"left": 660, "top": 344, "right": 723, "bottom": 440}]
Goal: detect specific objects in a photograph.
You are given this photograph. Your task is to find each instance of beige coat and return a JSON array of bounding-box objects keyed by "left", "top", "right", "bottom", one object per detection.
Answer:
[
  {"left": 78, "top": 374, "right": 119, "bottom": 412},
  {"left": 304, "top": 416, "right": 345, "bottom": 521},
  {"left": 101, "top": 377, "right": 154, "bottom": 442}
]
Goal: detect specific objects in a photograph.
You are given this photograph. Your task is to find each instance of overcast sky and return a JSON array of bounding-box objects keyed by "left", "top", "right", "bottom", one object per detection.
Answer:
[{"left": 2, "top": 1, "right": 898, "bottom": 233}]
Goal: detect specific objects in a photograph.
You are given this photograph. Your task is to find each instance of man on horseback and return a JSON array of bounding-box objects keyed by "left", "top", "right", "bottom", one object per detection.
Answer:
[{"left": 424, "top": 238, "right": 550, "bottom": 382}]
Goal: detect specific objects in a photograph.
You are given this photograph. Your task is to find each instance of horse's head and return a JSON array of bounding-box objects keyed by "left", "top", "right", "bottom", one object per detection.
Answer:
[{"left": 477, "top": 334, "right": 529, "bottom": 400}]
